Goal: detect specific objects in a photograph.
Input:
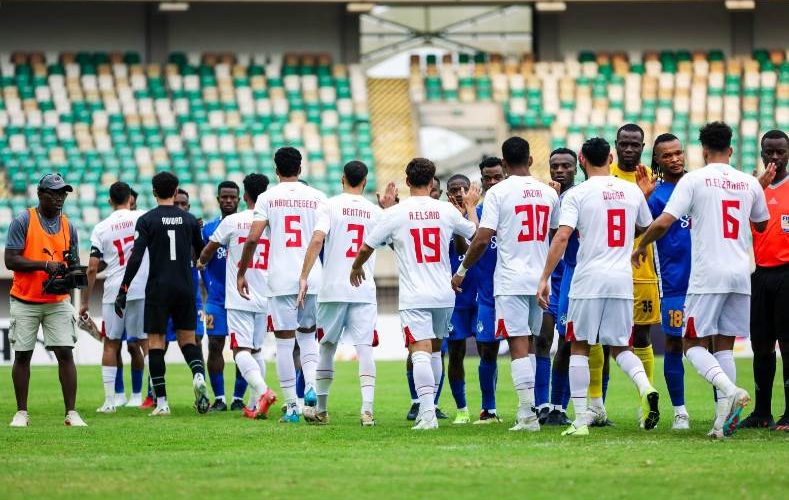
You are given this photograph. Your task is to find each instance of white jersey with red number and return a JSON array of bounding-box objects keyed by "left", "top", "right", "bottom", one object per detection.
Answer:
[
  {"left": 253, "top": 181, "right": 327, "bottom": 296},
  {"left": 559, "top": 176, "right": 653, "bottom": 299},
  {"left": 90, "top": 209, "right": 149, "bottom": 303},
  {"left": 315, "top": 193, "right": 382, "bottom": 304},
  {"left": 479, "top": 175, "right": 560, "bottom": 296},
  {"left": 210, "top": 209, "right": 269, "bottom": 312},
  {"left": 365, "top": 195, "right": 476, "bottom": 310},
  {"left": 663, "top": 163, "right": 769, "bottom": 295}
]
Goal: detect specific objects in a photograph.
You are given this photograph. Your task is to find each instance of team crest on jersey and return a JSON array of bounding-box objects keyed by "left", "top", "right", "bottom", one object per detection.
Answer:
[
  {"left": 448, "top": 323, "right": 454, "bottom": 333},
  {"left": 477, "top": 320, "right": 484, "bottom": 333}
]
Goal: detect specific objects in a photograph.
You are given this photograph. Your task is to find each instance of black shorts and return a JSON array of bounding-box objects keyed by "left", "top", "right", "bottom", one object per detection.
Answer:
[
  {"left": 144, "top": 290, "right": 197, "bottom": 334},
  {"left": 750, "top": 263, "right": 789, "bottom": 345}
]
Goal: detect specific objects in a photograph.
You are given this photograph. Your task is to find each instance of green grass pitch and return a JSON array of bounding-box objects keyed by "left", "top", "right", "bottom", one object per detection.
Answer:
[{"left": 1, "top": 358, "right": 787, "bottom": 499}]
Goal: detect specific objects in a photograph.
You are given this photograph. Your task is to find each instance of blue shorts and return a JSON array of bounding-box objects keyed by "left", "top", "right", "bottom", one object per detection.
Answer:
[
  {"left": 204, "top": 302, "right": 228, "bottom": 337},
  {"left": 546, "top": 274, "right": 562, "bottom": 320},
  {"left": 448, "top": 307, "right": 477, "bottom": 341},
  {"left": 556, "top": 265, "right": 575, "bottom": 336},
  {"left": 475, "top": 302, "right": 497, "bottom": 343},
  {"left": 166, "top": 312, "right": 205, "bottom": 342},
  {"left": 660, "top": 295, "right": 686, "bottom": 337}
]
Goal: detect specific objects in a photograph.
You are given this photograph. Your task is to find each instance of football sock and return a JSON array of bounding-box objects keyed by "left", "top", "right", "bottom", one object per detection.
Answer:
[
  {"left": 406, "top": 368, "right": 418, "bottom": 403},
  {"left": 511, "top": 356, "right": 535, "bottom": 411},
  {"left": 714, "top": 349, "right": 736, "bottom": 401},
  {"left": 449, "top": 377, "right": 466, "bottom": 410},
  {"left": 663, "top": 350, "right": 686, "bottom": 407},
  {"left": 478, "top": 357, "right": 497, "bottom": 411},
  {"left": 412, "top": 351, "right": 436, "bottom": 421},
  {"left": 296, "top": 332, "right": 319, "bottom": 390},
  {"left": 634, "top": 345, "right": 655, "bottom": 384},
  {"left": 615, "top": 350, "right": 651, "bottom": 397},
  {"left": 602, "top": 372, "right": 610, "bottom": 401},
  {"left": 686, "top": 346, "right": 736, "bottom": 398},
  {"left": 252, "top": 351, "right": 267, "bottom": 380},
  {"left": 145, "top": 355, "right": 152, "bottom": 397},
  {"left": 181, "top": 343, "right": 205, "bottom": 378},
  {"left": 529, "top": 353, "right": 537, "bottom": 379},
  {"left": 235, "top": 350, "right": 267, "bottom": 398},
  {"left": 569, "top": 354, "right": 590, "bottom": 426},
  {"left": 316, "top": 343, "right": 337, "bottom": 413},
  {"left": 430, "top": 352, "right": 443, "bottom": 405},
  {"left": 535, "top": 355, "right": 551, "bottom": 408},
  {"left": 752, "top": 351, "right": 775, "bottom": 416},
  {"left": 149, "top": 348, "right": 167, "bottom": 399},
  {"left": 114, "top": 366, "right": 124, "bottom": 395},
  {"left": 233, "top": 365, "right": 248, "bottom": 400},
  {"left": 588, "top": 344, "right": 604, "bottom": 400},
  {"left": 131, "top": 368, "right": 143, "bottom": 395},
  {"left": 296, "top": 369, "right": 305, "bottom": 398},
  {"left": 356, "top": 343, "right": 376, "bottom": 414},
  {"left": 275, "top": 337, "right": 298, "bottom": 404},
  {"left": 550, "top": 363, "right": 569, "bottom": 409},
  {"left": 102, "top": 366, "right": 116, "bottom": 402},
  {"left": 209, "top": 372, "right": 225, "bottom": 401}
]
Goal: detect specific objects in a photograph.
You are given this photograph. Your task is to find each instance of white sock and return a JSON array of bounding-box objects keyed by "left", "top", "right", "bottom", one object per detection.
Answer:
[
  {"left": 356, "top": 343, "right": 376, "bottom": 414},
  {"left": 714, "top": 350, "right": 736, "bottom": 384},
  {"left": 510, "top": 356, "right": 535, "bottom": 412},
  {"left": 430, "top": 351, "right": 442, "bottom": 395},
  {"left": 296, "top": 332, "right": 319, "bottom": 390},
  {"left": 528, "top": 353, "right": 537, "bottom": 379},
  {"left": 686, "top": 346, "right": 736, "bottom": 398},
  {"left": 674, "top": 404, "right": 688, "bottom": 416},
  {"left": 569, "top": 354, "right": 589, "bottom": 426},
  {"left": 156, "top": 396, "right": 168, "bottom": 407},
  {"left": 590, "top": 397, "right": 604, "bottom": 409},
  {"left": 275, "top": 337, "right": 298, "bottom": 404},
  {"left": 412, "top": 351, "right": 435, "bottom": 421},
  {"left": 235, "top": 350, "right": 267, "bottom": 396},
  {"left": 252, "top": 351, "right": 267, "bottom": 385},
  {"left": 615, "top": 350, "right": 652, "bottom": 397},
  {"left": 102, "top": 366, "right": 116, "bottom": 403},
  {"left": 316, "top": 342, "right": 337, "bottom": 413}
]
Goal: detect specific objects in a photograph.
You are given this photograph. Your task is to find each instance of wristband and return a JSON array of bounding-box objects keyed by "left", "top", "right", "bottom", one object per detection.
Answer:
[{"left": 455, "top": 264, "right": 468, "bottom": 277}]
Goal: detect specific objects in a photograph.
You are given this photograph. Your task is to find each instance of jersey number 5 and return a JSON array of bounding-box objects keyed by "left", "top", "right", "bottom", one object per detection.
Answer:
[
  {"left": 346, "top": 224, "right": 364, "bottom": 258},
  {"left": 410, "top": 227, "right": 440, "bottom": 263},
  {"left": 721, "top": 200, "right": 740, "bottom": 239},
  {"left": 285, "top": 215, "right": 302, "bottom": 247},
  {"left": 515, "top": 204, "right": 549, "bottom": 242},
  {"left": 607, "top": 209, "right": 626, "bottom": 247},
  {"left": 112, "top": 236, "right": 135, "bottom": 266}
]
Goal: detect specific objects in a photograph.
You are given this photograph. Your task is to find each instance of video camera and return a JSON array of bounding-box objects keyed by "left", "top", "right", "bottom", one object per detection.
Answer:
[{"left": 42, "top": 248, "right": 88, "bottom": 295}]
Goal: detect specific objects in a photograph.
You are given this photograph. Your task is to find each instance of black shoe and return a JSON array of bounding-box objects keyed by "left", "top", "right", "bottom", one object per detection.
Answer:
[
  {"left": 544, "top": 408, "right": 572, "bottom": 426},
  {"left": 537, "top": 406, "right": 551, "bottom": 425},
  {"left": 229, "top": 399, "right": 246, "bottom": 411},
  {"left": 435, "top": 407, "right": 448, "bottom": 420},
  {"left": 738, "top": 412, "right": 776, "bottom": 429},
  {"left": 776, "top": 415, "right": 789, "bottom": 431},
  {"left": 209, "top": 400, "right": 228, "bottom": 412},
  {"left": 407, "top": 402, "right": 420, "bottom": 421}
]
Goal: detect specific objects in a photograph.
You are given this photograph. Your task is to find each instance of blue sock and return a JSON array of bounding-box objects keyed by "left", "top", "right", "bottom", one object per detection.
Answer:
[
  {"left": 434, "top": 369, "right": 445, "bottom": 405},
  {"left": 478, "top": 357, "right": 497, "bottom": 410},
  {"left": 550, "top": 363, "right": 566, "bottom": 408},
  {"left": 664, "top": 351, "right": 685, "bottom": 406},
  {"left": 406, "top": 369, "right": 417, "bottom": 401},
  {"left": 114, "top": 367, "right": 124, "bottom": 394},
  {"left": 131, "top": 368, "right": 143, "bottom": 394},
  {"left": 602, "top": 372, "right": 610, "bottom": 402},
  {"left": 535, "top": 356, "right": 551, "bottom": 407},
  {"left": 296, "top": 369, "right": 305, "bottom": 398},
  {"left": 209, "top": 372, "right": 225, "bottom": 400},
  {"left": 233, "top": 366, "right": 248, "bottom": 400},
  {"left": 449, "top": 378, "right": 466, "bottom": 409}
]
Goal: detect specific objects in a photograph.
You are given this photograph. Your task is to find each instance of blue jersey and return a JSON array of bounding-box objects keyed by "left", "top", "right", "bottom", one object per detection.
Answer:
[
  {"left": 450, "top": 239, "right": 478, "bottom": 310},
  {"left": 474, "top": 204, "right": 498, "bottom": 308},
  {"left": 201, "top": 218, "right": 227, "bottom": 307},
  {"left": 648, "top": 180, "right": 691, "bottom": 297},
  {"left": 559, "top": 191, "right": 580, "bottom": 268}
]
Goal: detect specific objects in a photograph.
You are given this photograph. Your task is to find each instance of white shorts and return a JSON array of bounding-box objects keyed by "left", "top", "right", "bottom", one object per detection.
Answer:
[
  {"left": 494, "top": 295, "right": 542, "bottom": 338},
  {"left": 268, "top": 294, "right": 317, "bottom": 332},
  {"left": 566, "top": 297, "right": 633, "bottom": 346},
  {"left": 685, "top": 293, "right": 750, "bottom": 339},
  {"left": 400, "top": 308, "right": 453, "bottom": 346},
  {"left": 102, "top": 299, "right": 146, "bottom": 341},
  {"left": 228, "top": 309, "right": 268, "bottom": 350},
  {"left": 317, "top": 302, "right": 377, "bottom": 345}
]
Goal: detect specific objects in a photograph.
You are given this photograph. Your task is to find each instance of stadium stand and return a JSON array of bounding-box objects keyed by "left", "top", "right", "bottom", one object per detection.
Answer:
[{"left": 0, "top": 51, "right": 373, "bottom": 250}]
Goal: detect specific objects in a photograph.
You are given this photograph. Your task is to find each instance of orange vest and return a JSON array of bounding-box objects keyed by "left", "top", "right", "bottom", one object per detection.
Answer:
[
  {"left": 10, "top": 208, "right": 71, "bottom": 303},
  {"left": 752, "top": 177, "right": 789, "bottom": 268}
]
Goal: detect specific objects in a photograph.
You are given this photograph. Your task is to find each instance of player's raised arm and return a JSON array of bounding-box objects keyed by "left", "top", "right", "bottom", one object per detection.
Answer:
[{"left": 297, "top": 229, "right": 327, "bottom": 307}]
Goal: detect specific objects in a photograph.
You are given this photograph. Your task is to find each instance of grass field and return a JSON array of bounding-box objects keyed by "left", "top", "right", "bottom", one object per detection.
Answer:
[{"left": 1, "top": 357, "right": 787, "bottom": 499}]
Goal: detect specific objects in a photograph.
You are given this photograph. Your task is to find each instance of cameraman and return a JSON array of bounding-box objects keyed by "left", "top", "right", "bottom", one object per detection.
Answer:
[{"left": 4, "top": 173, "right": 87, "bottom": 427}]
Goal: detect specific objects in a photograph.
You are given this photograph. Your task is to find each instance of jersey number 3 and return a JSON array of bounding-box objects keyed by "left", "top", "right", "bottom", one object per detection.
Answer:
[{"left": 346, "top": 224, "right": 364, "bottom": 258}]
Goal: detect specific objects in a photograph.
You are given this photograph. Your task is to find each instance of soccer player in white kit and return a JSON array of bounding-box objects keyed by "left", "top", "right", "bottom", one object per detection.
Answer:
[
  {"left": 452, "top": 137, "right": 559, "bottom": 432},
  {"left": 538, "top": 138, "right": 660, "bottom": 437},
  {"left": 634, "top": 122, "right": 769, "bottom": 438},
  {"left": 80, "top": 181, "right": 149, "bottom": 414},
  {"left": 297, "top": 161, "right": 387, "bottom": 426},
  {"left": 198, "top": 174, "right": 278, "bottom": 420},
  {"left": 237, "top": 147, "right": 327, "bottom": 423},
  {"left": 352, "top": 158, "right": 477, "bottom": 430}
]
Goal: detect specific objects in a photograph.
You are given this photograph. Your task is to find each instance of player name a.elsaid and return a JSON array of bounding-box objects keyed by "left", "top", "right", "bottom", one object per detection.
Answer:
[
  {"left": 704, "top": 178, "right": 748, "bottom": 191},
  {"left": 409, "top": 210, "right": 440, "bottom": 220},
  {"left": 268, "top": 199, "right": 318, "bottom": 209},
  {"left": 161, "top": 216, "right": 184, "bottom": 225},
  {"left": 602, "top": 190, "right": 626, "bottom": 200},
  {"left": 342, "top": 207, "right": 371, "bottom": 219}
]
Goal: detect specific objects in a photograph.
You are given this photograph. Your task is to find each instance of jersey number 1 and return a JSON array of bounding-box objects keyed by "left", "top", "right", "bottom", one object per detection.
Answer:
[
  {"left": 166, "top": 230, "right": 176, "bottom": 260},
  {"left": 410, "top": 227, "right": 440, "bottom": 263},
  {"left": 112, "top": 236, "right": 135, "bottom": 266}
]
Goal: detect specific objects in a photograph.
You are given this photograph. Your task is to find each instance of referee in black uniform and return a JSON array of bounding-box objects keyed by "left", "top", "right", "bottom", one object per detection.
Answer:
[{"left": 115, "top": 172, "right": 210, "bottom": 415}]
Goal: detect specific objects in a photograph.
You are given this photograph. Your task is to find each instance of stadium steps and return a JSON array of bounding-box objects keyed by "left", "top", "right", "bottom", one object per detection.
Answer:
[{"left": 368, "top": 78, "right": 417, "bottom": 189}]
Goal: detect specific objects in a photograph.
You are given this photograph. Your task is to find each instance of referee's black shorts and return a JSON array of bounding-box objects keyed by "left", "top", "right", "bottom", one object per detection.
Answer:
[
  {"left": 144, "top": 287, "right": 197, "bottom": 334},
  {"left": 750, "top": 263, "right": 789, "bottom": 345}
]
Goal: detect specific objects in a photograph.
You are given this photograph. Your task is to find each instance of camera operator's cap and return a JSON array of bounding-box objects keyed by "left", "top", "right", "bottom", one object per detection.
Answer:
[{"left": 39, "top": 173, "right": 73, "bottom": 192}]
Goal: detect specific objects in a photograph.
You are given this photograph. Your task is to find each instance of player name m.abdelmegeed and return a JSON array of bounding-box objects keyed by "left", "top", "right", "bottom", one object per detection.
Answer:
[{"left": 268, "top": 199, "right": 318, "bottom": 209}]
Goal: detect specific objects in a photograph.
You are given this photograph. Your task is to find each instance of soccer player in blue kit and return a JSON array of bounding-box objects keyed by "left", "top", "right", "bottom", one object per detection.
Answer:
[
  {"left": 201, "top": 181, "right": 250, "bottom": 411},
  {"left": 636, "top": 133, "right": 691, "bottom": 429}
]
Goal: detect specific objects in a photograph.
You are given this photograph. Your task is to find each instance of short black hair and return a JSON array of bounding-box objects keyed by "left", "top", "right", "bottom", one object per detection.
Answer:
[
  {"left": 406, "top": 158, "right": 436, "bottom": 188},
  {"left": 699, "top": 121, "right": 732, "bottom": 152},
  {"left": 243, "top": 173, "right": 269, "bottom": 203},
  {"left": 152, "top": 171, "right": 179, "bottom": 199},
  {"left": 761, "top": 129, "right": 789, "bottom": 147},
  {"left": 129, "top": 188, "right": 138, "bottom": 199},
  {"left": 502, "top": 136, "right": 530, "bottom": 166},
  {"left": 109, "top": 181, "right": 132, "bottom": 205},
  {"left": 343, "top": 160, "right": 368, "bottom": 188},
  {"left": 549, "top": 147, "right": 577, "bottom": 161},
  {"left": 217, "top": 180, "right": 240, "bottom": 195},
  {"left": 616, "top": 123, "right": 645, "bottom": 141},
  {"left": 651, "top": 133, "right": 680, "bottom": 176},
  {"left": 274, "top": 147, "right": 302, "bottom": 177},
  {"left": 447, "top": 173, "right": 470, "bottom": 186},
  {"left": 479, "top": 156, "right": 503, "bottom": 170},
  {"left": 581, "top": 137, "right": 611, "bottom": 167},
  {"left": 177, "top": 188, "right": 189, "bottom": 198}
]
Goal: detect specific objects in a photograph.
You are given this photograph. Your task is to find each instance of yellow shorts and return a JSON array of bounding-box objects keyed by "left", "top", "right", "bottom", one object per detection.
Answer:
[{"left": 633, "top": 282, "right": 660, "bottom": 325}]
